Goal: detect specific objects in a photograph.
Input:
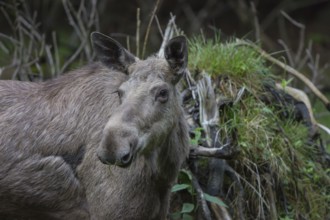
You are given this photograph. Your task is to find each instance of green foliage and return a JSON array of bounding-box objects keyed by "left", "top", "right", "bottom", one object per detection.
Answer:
[
  {"left": 204, "top": 193, "right": 228, "bottom": 208},
  {"left": 189, "top": 127, "right": 203, "bottom": 146},
  {"left": 185, "top": 36, "right": 330, "bottom": 219},
  {"left": 220, "top": 88, "right": 330, "bottom": 219},
  {"left": 171, "top": 169, "right": 227, "bottom": 219},
  {"left": 188, "top": 36, "right": 269, "bottom": 91},
  {"left": 171, "top": 184, "right": 191, "bottom": 193},
  {"left": 170, "top": 170, "right": 195, "bottom": 220},
  {"left": 280, "top": 77, "right": 293, "bottom": 90}
]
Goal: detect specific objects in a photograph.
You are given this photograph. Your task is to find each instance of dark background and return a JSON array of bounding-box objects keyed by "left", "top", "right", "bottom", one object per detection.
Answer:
[
  {"left": 1, "top": 0, "right": 329, "bottom": 58},
  {"left": 0, "top": 0, "right": 329, "bottom": 125}
]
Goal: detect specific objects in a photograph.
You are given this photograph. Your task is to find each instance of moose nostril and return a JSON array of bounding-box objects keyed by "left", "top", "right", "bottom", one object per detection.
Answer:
[{"left": 121, "top": 151, "right": 132, "bottom": 165}]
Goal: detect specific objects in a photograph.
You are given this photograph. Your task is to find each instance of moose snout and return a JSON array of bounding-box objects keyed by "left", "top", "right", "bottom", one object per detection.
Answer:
[
  {"left": 97, "top": 127, "right": 138, "bottom": 168},
  {"left": 97, "top": 146, "right": 133, "bottom": 167}
]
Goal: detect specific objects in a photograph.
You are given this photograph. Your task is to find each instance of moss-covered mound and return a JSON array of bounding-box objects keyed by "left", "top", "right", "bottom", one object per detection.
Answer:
[{"left": 171, "top": 36, "right": 330, "bottom": 220}]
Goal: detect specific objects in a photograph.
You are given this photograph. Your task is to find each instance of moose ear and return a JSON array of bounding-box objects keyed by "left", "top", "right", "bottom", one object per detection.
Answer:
[
  {"left": 91, "top": 32, "right": 137, "bottom": 72},
  {"left": 164, "top": 36, "right": 188, "bottom": 84}
]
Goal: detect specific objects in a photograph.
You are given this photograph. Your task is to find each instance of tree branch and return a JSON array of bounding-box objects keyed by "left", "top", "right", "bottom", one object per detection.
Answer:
[
  {"left": 191, "top": 174, "right": 212, "bottom": 220},
  {"left": 235, "top": 40, "right": 330, "bottom": 111},
  {"left": 190, "top": 144, "right": 239, "bottom": 159}
]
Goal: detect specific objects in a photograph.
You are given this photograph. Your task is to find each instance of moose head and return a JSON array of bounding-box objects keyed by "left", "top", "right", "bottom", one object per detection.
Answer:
[{"left": 92, "top": 32, "right": 188, "bottom": 167}]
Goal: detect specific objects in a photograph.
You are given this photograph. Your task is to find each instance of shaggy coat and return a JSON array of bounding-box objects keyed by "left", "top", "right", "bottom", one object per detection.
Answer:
[{"left": 0, "top": 33, "right": 189, "bottom": 220}]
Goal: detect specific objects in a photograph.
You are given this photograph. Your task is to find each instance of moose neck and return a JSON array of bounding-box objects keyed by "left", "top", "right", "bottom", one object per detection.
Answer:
[{"left": 29, "top": 64, "right": 125, "bottom": 156}]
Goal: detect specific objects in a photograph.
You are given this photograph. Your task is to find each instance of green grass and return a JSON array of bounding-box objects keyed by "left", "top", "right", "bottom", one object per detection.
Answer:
[
  {"left": 189, "top": 36, "right": 269, "bottom": 91},
  {"left": 186, "top": 36, "right": 330, "bottom": 219}
]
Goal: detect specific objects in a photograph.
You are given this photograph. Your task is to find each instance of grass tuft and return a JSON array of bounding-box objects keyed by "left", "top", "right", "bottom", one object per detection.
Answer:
[{"left": 187, "top": 36, "right": 330, "bottom": 219}]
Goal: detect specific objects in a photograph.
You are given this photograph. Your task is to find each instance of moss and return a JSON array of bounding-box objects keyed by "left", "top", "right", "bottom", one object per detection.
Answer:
[
  {"left": 187, "top": 36, "right": 330, "bottom": 219},
  {"left": 189, "top": 36, "right": 269, "bottom": 92}
]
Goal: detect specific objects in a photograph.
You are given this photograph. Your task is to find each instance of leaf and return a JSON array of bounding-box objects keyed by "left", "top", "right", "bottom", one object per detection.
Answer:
[
  {"left": 171, "top": 184, "right": 190, "bottom": 192},
  {"left": 190, "top": 127, "right": 203, "bottom": 146},
  {"left": 181, "top": 203, "right": 194, "bottom": 213},
  {"left": 204, "top": 193, "right": 228, "bottom": 208},
  {"left": 262, "top": 107, "right": 273, "bottom": 114},
  {"left": 180, "top": 169, "right": 193, "bottom": 181},
  {"left": 182, "top": 213, "right": 193, "bottom": 220},
  {"left": 169, "top": 212, "right": 181, "bottom": 220},
  {"left": 281, "top": 78, "right": 293, "bottom": 89}
]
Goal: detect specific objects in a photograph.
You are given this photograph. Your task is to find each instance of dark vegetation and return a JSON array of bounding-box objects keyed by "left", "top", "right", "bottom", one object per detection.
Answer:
[{"left": 0, "top": 0, "right": 329, "bottom": 219}]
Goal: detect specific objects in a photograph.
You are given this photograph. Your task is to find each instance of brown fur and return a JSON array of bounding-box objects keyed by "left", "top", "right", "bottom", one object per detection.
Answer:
[{"left": 0, "top": 33, "right": 189, "bottom": 220}]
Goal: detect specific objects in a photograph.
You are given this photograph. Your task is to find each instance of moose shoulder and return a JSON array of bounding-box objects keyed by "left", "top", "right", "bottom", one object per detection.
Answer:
[{"left": 0, "top": 32, "right": 189, "bottom": 220}]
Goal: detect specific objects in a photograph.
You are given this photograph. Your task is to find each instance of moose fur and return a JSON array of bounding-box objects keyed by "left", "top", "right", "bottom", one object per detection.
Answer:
[{"left": 0, "top": 32, "right": 189, "bottom": 220}]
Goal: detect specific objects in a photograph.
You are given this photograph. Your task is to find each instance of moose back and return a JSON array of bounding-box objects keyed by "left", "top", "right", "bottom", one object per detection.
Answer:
[{"left": 0, "top": 32, "right": 189, "bottom": 220}]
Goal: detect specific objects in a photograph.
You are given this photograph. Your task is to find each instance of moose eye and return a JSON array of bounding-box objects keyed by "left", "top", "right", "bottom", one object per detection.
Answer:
[{"left": 156, "top": 89, "right": 169, "bottom": 103}]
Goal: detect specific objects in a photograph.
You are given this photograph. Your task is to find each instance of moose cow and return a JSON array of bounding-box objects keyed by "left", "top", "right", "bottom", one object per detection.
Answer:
[{"left": 0, "top": 32, "right": 189, "bottom": 220}]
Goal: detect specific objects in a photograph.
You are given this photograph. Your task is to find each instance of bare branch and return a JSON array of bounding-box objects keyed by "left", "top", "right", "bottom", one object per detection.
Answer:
[
  {"left": 142, "top": 0, "right": 160, "bottom": 58},
  {"left": 52, "top": 32, "right": 60, "bottom": 75},
  {"left": 60, "top": 40, "right": 86, "bottom": 73},
  {"left": 136, "top": 8, "right": 140, "bottom": 57},
  {"left": 190, "top": 144, "right": 239, "bottom": 159},
  {"left": 250, "top": 2, "right": 260, "bottom": 43},
  {"left": 157, "top": 16, "right": 176, "bottom": 58},
  {"left": 236, "top": 40, "right": 330, "bottom": 111},
  {"left": 191, "top": 174, "right": 212, "bottom": 220},
  {"left": 154, "top": 15, "right": 163, "bottom": 38},
  {"left": 280, "top": 11, "right": 305, "bottom": 66},
  {"left": 278, "top": 39, "right": 295, "bottom": 67}
]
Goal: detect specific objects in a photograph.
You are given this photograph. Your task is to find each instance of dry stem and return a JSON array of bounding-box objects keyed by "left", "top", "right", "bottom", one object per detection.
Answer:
[{"left": 236, "top": 40, "right": 330, "bottom": 111}]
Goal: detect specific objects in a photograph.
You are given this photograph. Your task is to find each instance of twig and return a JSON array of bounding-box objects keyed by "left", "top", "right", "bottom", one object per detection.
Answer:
[
  {"left": 126, "top": 36, "right": 130, "bottom": 52},
  {"left": 197, "top": 73, "right": 219, "bottom": 146},
  {"left": 154, "top": 15, "right": 163, "bottom": 38},
  {"left": 234, "top": 161, "right": 270, "bottom": 211},
  {"left": 189, "top": 144, "right": 239, "bottom": 159},
  {"left": 224, "top": 164, "right": 244, "bottom": 220},
  {"left": 136, "top": 8, "right": 140, "bottom": 57},
  {"left": 264, "top": 174, "right": 278, "bottom": 220},
  {"left": 157, "top": 15, "right": 176, "bottom": 58},
  {"left": 60, "top": 39, "right": 86, "bottom": 73},
  {"left": 141, "top": 0, "right": 160, "bottom": 58},
  {"left": 191, "top": 174, "right": 212, "bottom": 220},
  {"left": 317, "top": 123, "right": 330, "bottom": 135},
  {"left": 250, "top": 2, "right": 260, "bottom": 43},
  {"left": 280, "top": 11, "right": 305, "bottom": 66},
  {"left": 297, "top": 40, "right": 313, "bottom": 71},
  {"left": 277, "top": 39, "right": 294, "bottom": 67},
  {"left": 248, "top": 161, "right": 264, "bottom": 219},
  {"left": 45, "top": 45, "right": 55, "bottom": 77},
  {"left": 52, "top": 32, "right": 60, "bottom": 75},
  {"left": 235, "top": 40, "right": 330, "bottom": 111},
  {"left": 62, "top": 0, "right": 82, "bottom": 39}
]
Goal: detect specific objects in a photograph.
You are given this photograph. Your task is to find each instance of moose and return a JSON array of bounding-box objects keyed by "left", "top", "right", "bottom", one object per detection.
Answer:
[{"left": 0, "top": 32, "right": 189, "bottom": 219}]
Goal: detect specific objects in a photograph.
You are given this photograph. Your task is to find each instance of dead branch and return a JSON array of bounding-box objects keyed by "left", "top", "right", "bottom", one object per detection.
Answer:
[
  {"left": 280, "top": 11, "right": 305, "bottom": 65},
  {"left": 224, "top": 164, "right": 244, "bottom": 220},
  {"left": 136, "top": 8, "right": 140, "bottom": 57},
  {"left": 157, "top": 15, "right": 176, "bottom": 58},
  {"left": 235, "top": 40, "right": 330, "bottom": 111},
  {"left": 197, "top": 73, "right": 219, "bottom": 145},
  {"left": 190, "top": 145, "right": 239, "bottom": 159},
  {"left": 154, "top": 15, "right": 163, "bottom": 38},
  {"left": 191, "top": 174, "right": 212, "bottom": 220},
  {"left": 250, "top": 2, "right": 260, "bottom": 43},
  {"left": 275, "top": 83, "right": 318, "bottom": 137},
  {"left": 142, "top": 0, "right": 160, "bottom": 58},
  {"left": 61, "top": 0, "right": 97, "bottom": 73}
]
